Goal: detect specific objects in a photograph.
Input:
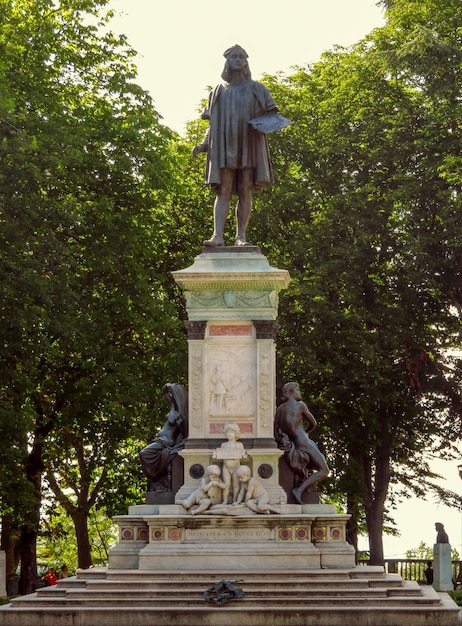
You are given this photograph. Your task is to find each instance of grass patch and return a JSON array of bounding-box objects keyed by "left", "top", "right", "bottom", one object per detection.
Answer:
[{"left": 449, "top": 590, "right": 462, "bottom": 606}]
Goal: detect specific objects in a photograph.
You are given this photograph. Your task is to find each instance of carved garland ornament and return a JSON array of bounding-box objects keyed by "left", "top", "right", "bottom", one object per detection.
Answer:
[
  {"left": 189, "top": 348, "right": 203, "bottom": 432},
  {"left": 185, "top": 290, "right": 277, "bottom": 310},
  {"left": 258, "top": 350, "right": 271, "bottom": 430}
]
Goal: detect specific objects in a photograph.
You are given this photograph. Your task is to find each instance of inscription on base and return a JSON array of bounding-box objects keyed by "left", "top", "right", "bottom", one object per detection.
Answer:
[{"left": 185, "top": 528, "right": 272, "bottom": 542}]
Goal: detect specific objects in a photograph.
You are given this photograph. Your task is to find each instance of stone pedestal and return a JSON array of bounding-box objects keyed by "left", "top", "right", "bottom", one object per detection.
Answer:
[
  {"left": 172, "top": 248, "right": 289, "bottom": 444},
  {"left": 175, "top": 446, "right": 285, "bottom": 504},
  {"left": 109, "top": 248, "right": 356, "bottom": 573},
  {"left": 109, "top": 504, "right": 355, "bottom": 571},
  {"left": 433, "top": 543, "right": 453, "bottom": 591},
  {"left": 172, "top": 248, "right": 290, "bottom": 503},
  {"left": 138, "top": 512, "right": 321, "bottom": 571}
]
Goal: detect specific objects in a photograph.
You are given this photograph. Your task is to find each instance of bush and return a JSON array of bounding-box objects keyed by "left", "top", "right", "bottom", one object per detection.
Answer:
[{"left": 449, "top": 591, "right": 462, "bottom": 606}]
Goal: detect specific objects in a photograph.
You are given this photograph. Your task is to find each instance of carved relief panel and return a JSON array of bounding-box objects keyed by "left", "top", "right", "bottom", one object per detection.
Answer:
[{"left": 205, "top": 323, "right": 256, "bottom": 437}]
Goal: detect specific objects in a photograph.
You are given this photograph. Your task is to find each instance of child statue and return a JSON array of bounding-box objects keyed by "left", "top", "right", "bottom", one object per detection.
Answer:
[
  {"left": 213, "top": 423, "right": 247, "bottom": 503},
  {"left": 233, "top": 465, "right": 281, "bottom": 514},
  {"left": 179, "top": 465, "right": 226, "bottom": 515}
]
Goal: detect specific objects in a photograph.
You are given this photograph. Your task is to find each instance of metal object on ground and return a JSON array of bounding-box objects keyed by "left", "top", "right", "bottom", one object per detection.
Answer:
[{"left": 203, "top": 579, "right": 245, "bottom": 605}]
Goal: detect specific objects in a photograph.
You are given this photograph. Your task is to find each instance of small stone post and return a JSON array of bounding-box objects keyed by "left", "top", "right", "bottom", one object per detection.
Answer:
[{"left": 433, "top": 543, "right": 453, "bottom": 592}]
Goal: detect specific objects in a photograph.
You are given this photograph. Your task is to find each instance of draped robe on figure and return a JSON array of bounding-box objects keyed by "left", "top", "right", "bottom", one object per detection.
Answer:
[{"left": 200, "top": 79, "right": 277, "bottom": 194}]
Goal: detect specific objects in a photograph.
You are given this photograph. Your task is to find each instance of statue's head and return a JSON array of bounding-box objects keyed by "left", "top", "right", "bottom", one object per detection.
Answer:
[
  {"left": 222, "top": 44, "right": 251, "bottom": 82},
  {"left": 206, "top": 464, "right": 221, "bottom": 478},
  {"left": 236, "top": 465, "right": 251, "bottom": 481},
  {"left": 163, "top": 383, "right": 189, "bottom": 436},
  {"left": 282, "top": 382, "right": 300, "bottom": 399},
  {"left": 224, "top": 422, "right": 240, "bottom": 439}
]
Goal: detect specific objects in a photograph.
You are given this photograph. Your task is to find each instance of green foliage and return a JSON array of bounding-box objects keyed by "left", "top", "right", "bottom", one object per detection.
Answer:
[
  {"left": 0, "top": 0, "right": 198, "bottom": 581},
  {"left": 252, "top": 0, "right": 462, "bottom": 563},
  {"left": 406, "top": 542, "right": 434, "bottom": 560},
  {"left": 38, "top": 503, "right": 117, "bottom": 573},
  {"left": 449, "top": 591, "right": 462, "bottom": 606},
  {"left": 357, "top": 551, "right": 370, "bottom": 562}
]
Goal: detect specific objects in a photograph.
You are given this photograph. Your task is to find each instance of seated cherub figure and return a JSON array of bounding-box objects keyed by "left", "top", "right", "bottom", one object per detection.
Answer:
[
  {"left": 179, "top": 465, "right": 226, "bottom": 515},
  {"left": 233, "top": 465, "right": 281, "bottom": 514}
]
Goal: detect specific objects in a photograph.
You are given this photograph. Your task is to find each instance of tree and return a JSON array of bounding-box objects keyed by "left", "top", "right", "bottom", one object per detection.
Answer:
[
  {"left": 249, "top": 0, "right": 462, "bottom": 564},
  {"left": 0, "top": 0, "right": 192, "bottom": 592},
  {"left": 406, "top": 541, "right": 459, "bottom": 561},
  {"left": 37, "top": 503, "right": 117, "bottom": 575},
  {"left": 374, "top": 0, "right": 462, "bottom": 341},
  {"left": 406, "top": 542, "right": 433, "bottom": 561}
]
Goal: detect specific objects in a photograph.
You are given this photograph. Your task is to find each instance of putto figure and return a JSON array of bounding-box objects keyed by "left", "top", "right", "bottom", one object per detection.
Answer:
[
  {"left": 233, "top": 466, "right": 281, "bottom": 514},
  {"left": 179, "top": 465, "right": 226, "bottom": 515},
  {"left": 193, "top": 44, "right": 278, "bottom": 247},
  {"left": 274, "top": 382, "right": 329, "bottom": 504},
  {"left": 213, "top": 423, "right": 247, "bottom": 504}
]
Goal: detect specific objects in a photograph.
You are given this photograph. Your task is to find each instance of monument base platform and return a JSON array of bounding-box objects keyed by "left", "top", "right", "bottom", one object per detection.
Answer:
[{"left": 109, "top": 505, "right": 356, "bottom": 571}]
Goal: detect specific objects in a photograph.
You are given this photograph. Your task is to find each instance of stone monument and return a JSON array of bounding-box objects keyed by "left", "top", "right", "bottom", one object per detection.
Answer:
[
  {"left": 109, "top": 43, "right": 353, "bottom": 573},
  {"left": 108, "top": 245, "right": 355, "bottom": 572}
]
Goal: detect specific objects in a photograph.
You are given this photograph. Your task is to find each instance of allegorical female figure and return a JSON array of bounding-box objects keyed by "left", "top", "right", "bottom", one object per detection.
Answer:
[{"left": 139, "top": 383, "right": 188, "bottom": 492}]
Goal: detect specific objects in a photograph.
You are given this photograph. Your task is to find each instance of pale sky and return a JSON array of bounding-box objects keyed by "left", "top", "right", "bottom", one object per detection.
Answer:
[
  {"left": 363, "top": 458, "right": 462, "bottom": 559},
  {"left": 107, "top": 0, "right": 386, "bottom": 134},
  {"left": 105, "top": 0, "right": 462, "bottom": 559}
]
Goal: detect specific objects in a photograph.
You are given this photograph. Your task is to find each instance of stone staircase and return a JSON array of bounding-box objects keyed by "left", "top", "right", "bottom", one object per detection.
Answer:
[{"left": 0, "top": 565, "right": 459, "bottom": 625}]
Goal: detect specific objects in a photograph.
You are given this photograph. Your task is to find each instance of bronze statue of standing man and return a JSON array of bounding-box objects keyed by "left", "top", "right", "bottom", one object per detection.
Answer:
[{"left": 193, "top": 45, "right": 278, "bottom": 247}]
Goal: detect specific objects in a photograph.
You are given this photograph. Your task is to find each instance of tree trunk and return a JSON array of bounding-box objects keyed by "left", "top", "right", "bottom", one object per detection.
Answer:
[
  {"left": 73, "top": 510, "right": 93, "bottom": 570},
  {"left": 359, "top": 403, "right": 392, "bottom": 566},
  {"left": 366, "top": 505, "right": 385, "bottom": 565},
  {"left": 19, "top": 406, "right": 55, "bottom": 596},
  {"left": 1, "top": 515, "right": 20, "bottom": 590},
  {"left": 18, "top": 525, "right": 38, "bottom": 595},
  {"left": 19, "top": 463, "right": 42, "bottom": 595},
  {"left": 346, "top": 497, "right": 359, "bottom": 560}
]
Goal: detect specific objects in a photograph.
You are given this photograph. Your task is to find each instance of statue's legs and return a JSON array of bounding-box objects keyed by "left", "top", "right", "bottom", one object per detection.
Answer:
[
  {"left": 292, "top": 463, "right": 329, "bottom": 505},
  {"left": 203, "top": 169, "right": 233, "bottom": 247},
  {"left": 191, "top": 498, "right": 212, "bottom": 515},
  {"left": 235, "top": 168, "right": 253, "bottom": 246},
  {"left": 204, "top": 168, "right": 254, "bottom": 247},
  {"left": 139, "top": 444, "right": 162, "bottom": 483}
]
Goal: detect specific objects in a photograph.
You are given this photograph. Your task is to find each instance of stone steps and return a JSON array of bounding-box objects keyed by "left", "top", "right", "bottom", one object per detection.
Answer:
[
  {"left": 38, "top": 585, "right": 423, "bottom": 598},
  {"left": 14, "top": 597, "right": 442, "bottom": 611},
  {"left": 17, "top": 595, "right": 440, "bottom": 607},
  {"left": 85, "top": 565, "right": 399, "bottom": 583},
  {"left": 30, "top": 583, "right": 428, "bottom": 602},
  {"left": 0, "top": 601, "right": 458, "bottom": 626},
  {"left": 43, "top": 576, "right": 408, "bottom": 593},
  {"left": 0, "top": 566, "right": 459, "bottom": 626}
]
